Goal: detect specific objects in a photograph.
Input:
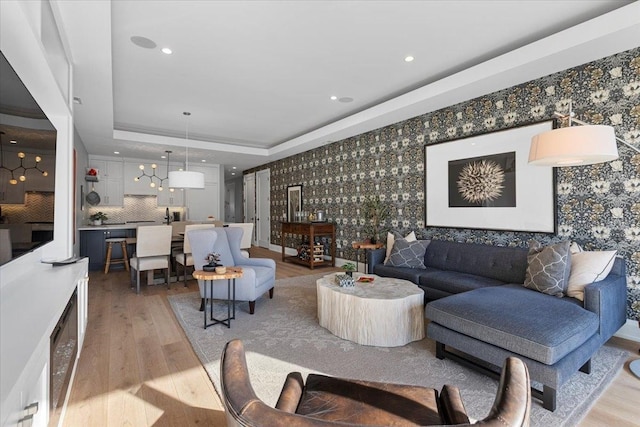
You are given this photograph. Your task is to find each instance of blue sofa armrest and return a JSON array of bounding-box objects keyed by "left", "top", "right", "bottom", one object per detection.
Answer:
[
  {"left": 583, "top": 257, "right": 627, "bottom": 343},
  {"left": 367, "top": 248, "right": 386, "bottom": 271}
]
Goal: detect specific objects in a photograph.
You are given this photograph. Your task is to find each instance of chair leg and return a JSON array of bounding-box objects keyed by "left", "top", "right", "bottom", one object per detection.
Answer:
[
  {"left": 249, "top": 301, "right": 255, "bottom": 315},
  {"left": 269, "top": 288, "right": 274, "bottom": 299},
  {"left": 136, "top": 270, "right": 141, "bottom": 294},
  {"left": 104, "top": 242, "right": 113, "bottom": 274},
  {"left": 183, "top": 264, "right": 188, "bottom": 287},
  {"left": 120, "top": 241, "right": 130, "bottom": 272}
]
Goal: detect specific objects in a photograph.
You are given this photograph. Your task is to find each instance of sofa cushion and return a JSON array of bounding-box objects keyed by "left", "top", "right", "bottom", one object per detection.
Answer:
[
  {"left": 523, "top": 240, "right": 571, "bottom": 297},
  {"left": 386, "top": 239, "right": 430, "bottom": 269},
  {"left": 418, "top": 270, "right": 505, "bottom": 295},
  {"left": 384, "top": 231, "right": 416, "bottom": 264},
  {"left": 374, "top": 264, "right": 438, "bottom": 285},
  {"left": 425, "top": 285, "right": 598, "bottom": 365},
  {"left": 567, "top": 250, "right": 617, "bottom": 301},
  {"left": 423, "top": 240, "right": 528, "bottom": 284}
]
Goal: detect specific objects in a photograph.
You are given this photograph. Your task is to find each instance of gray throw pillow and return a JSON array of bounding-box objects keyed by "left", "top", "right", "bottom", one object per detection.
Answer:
[
  {"left": 523, "top": 240, "right": 571, "bottom": 297},
  {"left": 386, "top": 239, "right": 430, "bottom": 269}
]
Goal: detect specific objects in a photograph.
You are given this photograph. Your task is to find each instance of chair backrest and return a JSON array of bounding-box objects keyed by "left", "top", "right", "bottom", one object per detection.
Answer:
[
  {"left": 171, "top": 221, "right": 190, "bottom": 236},
  {"left": 226, "top": 223, "right": 254, "bottom": 249},
  {"left": 0, "top": 229, "right": 12, "bottom": 264},
  {"left": 188, "top": 227, "right": 244, "bottom": 269},
  {"left": 135, "top": 225, "right": 172, "bottom": 257},
  {"left": 183, "top": 224, "right": 216, "bottom": 254}
]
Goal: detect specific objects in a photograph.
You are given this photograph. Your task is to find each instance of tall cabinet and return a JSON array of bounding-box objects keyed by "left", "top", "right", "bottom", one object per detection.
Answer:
[
  {"left": 185, "top": 165, "right": 222, "bottom": 221},
  {"left": 87, "top": 157, "right": 124, "bottom": 207}
]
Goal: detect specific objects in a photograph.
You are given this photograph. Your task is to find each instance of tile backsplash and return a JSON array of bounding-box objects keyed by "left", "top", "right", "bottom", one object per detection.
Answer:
[
  {"left": 86, "top": 195, "right": 185, "bottom": 224},
  {"left": 0, "top": 192, "right": 54, "bottom": 223}
]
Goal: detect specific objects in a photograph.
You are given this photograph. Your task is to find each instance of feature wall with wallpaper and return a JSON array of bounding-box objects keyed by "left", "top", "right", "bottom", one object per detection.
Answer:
[{"left": 248, "top": 47, "right": 640, "bottom": 320}]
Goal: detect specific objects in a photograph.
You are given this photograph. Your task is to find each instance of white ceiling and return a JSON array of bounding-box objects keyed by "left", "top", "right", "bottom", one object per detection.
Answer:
[{"left": 55, "top": 1, "right": 640, "bottom": 180}]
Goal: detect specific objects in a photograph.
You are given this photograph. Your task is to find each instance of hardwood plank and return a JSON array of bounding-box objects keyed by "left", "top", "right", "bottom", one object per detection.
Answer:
[{"left": 64, "top": 245, "right": 640, "bottom": 427}]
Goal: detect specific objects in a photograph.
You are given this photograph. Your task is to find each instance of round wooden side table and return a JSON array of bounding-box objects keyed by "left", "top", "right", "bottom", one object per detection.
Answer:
[
  {"left": 351, "top": 241, "right": 384, "bottom": 273},
  {"left": 193, "top": 267, "right": 243, "bottom": 329}
]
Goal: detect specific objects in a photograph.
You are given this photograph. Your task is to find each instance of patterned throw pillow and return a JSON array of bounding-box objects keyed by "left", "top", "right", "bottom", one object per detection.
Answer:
[
  {"left": 523, "top": 240, "right": 571, "bottom": 297},
  {"left": 384, "top": 231, "right": 416, "bottom": 264},
  {"left": 386, "top": 238, "right": 430, "bottom": 269}
]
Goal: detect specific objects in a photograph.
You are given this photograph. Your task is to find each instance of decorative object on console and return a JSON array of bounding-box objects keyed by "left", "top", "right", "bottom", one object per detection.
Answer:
[
  {"left": 529, "top": 102, "right": 639, "bottom": 166},
  {"left": 89, "top": 211, "right": 108, "bottom": 226},
  {"left": 287, "top": 184, "right": 302, "bottom": 222},
  {"left": 361, "top": 194, "right": 389, "bottom": 243},
  {"left": 135, "top": 150, "right": 174, "bottom": 192},
  {"left": 168, "top": 112, "right": 205, "bottom": 189},
  {"left": 0, "top": 131, "right": 48, "bottom": 185},
  {"left": 425, "top": 120, "right": 556, "bottom": 233}
]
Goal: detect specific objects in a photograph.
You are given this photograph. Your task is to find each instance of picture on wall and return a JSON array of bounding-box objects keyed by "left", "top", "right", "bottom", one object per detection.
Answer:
[
  {"left": 425, "top": 120, "right": 556, "bottom": 233},
  {"left": 448, "top": 151, "right": 516, "bottom": 208},
  {"left": 287, "top": 184, "right": 302, "bottom": 222}
]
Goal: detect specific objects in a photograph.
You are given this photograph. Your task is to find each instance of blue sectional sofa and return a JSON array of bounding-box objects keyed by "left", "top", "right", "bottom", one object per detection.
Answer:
[{"left": 367, "top": 239, "right": 627, "bottom": 411}]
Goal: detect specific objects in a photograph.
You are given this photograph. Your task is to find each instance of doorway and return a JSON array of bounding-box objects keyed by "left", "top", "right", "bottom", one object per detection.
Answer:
[
  {"left": 256, "top": 169, "right": 270, "bottom": 248},
  {"left": 243, "top": 173, "right": 256, "bottom": 246}
]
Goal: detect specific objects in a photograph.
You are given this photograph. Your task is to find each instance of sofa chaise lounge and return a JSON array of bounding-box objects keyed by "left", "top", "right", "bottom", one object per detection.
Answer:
[{"left": 367, "top": 239, "right": 627, "bottom": 410}]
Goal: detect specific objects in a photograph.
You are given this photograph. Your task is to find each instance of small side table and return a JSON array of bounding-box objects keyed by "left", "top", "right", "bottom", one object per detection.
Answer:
[
  {"left": 193, "top": 267, "right": 243, "bottom": 329},
  {"left": 352, "top": 241, "right": 384, "bottom": 273}
]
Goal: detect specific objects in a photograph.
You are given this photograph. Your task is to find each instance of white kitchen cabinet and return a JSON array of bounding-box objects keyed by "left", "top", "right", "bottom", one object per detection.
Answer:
[
  {"left": 157, "top": 188, "right": 184, "bottom": 207},
  {"left": 88, "top": 158, "right": 123, "bottom": 206},
  {"left": 123, "top": 160, "right": 157, "bottom": 196}
]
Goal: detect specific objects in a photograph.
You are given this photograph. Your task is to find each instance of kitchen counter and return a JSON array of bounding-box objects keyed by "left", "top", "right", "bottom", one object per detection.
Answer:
[{"left": 77, "top": 222, "right": 162, "bottom": 231}]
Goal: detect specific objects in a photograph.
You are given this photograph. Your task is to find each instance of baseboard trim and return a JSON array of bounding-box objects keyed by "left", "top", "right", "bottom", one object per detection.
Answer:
[{"left": 615, "top": 319, "right": 640, "bottom": 342}]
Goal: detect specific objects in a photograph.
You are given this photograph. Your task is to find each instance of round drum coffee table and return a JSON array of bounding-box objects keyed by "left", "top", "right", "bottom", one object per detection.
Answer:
[{"left": 316, "top": 273, "right": 425, "bottom": 347}]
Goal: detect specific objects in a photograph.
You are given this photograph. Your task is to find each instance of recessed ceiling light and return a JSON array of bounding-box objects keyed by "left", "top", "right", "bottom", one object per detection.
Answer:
[
  {"left": 9, "top": 140, "right": 17, "bottom": 144},
  {"left": 201, "top": 159, "right": 206, "bottom": 162},
  {"left": 338, "top": 97, "right": 354, "bottom": 103},
  {"left": 330, "top": 96, "right": 337, "bottom": 101},
  {"left": 231, "top": 172, "right": 236, "bottom": 176},
  {"left": 161, "top": 155, "right": 166, "bottom": 159},
  {"left": 114, "top": 151, "right": 120, "bottom": 154},
  {"left": 232, "top": 166, "right": 237, "bottom": 170},
  {"left": 404, "top": 56, "right": 414, "bottom": 62},
  {"left": 161, "top": 47, "right": 172, "bottom": 55}
]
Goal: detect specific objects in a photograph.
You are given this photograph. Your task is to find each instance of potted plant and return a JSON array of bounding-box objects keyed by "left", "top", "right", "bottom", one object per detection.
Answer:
[
  {"left": 361, "top": 195, "right": 390, "bottom": 244},
  {"left": 342, "top": 262, "right": 357, "bottom": 277},
  {"left": 89, "top": 211, "right": 107, "bottom": 226},
  {"left": 203, "top": 252, "right": 221, "bottom": 271}
]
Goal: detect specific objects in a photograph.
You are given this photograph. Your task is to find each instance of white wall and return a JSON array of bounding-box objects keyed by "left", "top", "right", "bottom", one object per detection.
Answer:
[{"left": 0, "top": 2, "right": 74, "bottom": 276}]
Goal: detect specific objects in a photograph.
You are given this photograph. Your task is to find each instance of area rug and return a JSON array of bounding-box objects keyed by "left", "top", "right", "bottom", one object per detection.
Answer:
[{"left": 168, "top": 273, "right": 627, "bottom": 426}]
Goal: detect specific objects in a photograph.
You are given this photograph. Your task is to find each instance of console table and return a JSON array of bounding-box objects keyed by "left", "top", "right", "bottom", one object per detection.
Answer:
[{"left": 281, "top": 222, "right": 335, "bottom": 269}]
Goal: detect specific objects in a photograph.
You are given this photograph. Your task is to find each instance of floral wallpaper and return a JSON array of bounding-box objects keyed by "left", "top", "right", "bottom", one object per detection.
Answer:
[{"left": 248, "top": 47, "right": 640, "bottom": 321}]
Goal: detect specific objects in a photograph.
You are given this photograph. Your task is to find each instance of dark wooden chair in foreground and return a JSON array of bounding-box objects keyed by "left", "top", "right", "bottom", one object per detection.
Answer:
[{"left": 220, "top": 339, "right": 531, "bottom": 427}]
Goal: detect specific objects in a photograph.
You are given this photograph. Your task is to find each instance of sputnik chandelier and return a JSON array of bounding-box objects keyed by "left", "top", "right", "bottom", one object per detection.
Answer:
[
  {"left": 0, "top": 131, "right": 48, "bottom": 185},
  {"left": 135, "top": 150, "right": 175, "bottom": 192}
]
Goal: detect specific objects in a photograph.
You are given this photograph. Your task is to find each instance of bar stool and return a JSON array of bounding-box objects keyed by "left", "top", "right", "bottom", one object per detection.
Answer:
[{"left": 104, "top": 237, "right": 130, "bottom": 273}]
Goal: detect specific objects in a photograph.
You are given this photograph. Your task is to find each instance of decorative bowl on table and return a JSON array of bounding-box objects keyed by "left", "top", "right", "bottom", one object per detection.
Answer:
[{"left": 215, "top": 266, "right": 227, "bottom": 274}]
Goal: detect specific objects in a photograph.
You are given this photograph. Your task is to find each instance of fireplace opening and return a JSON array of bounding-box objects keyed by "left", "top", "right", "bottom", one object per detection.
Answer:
[{"left": 49, "top": 288, "right": 78, "bottom": 427}]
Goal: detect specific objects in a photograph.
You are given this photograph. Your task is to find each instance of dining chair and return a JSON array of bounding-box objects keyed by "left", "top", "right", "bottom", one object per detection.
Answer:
[
  {"left": 129, "top": 225, "right": 172, "bottom": 294},
  {"left": 175, "top": 223, "right": 216, "bottom": 286},
  {"left": 226, "top": 222, "right": 254, "bottom": 257}
]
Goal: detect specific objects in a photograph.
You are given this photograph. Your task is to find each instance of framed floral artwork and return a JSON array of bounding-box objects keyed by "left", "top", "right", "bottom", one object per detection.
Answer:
[{"left": 425, "top": 120, "right": 556, "bottom": 233}]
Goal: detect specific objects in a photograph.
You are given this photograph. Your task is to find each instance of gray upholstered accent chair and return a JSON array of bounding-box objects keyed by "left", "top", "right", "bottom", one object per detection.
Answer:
[
  {"left": 188, "top": 227, "right": 275, "bottom": 314},
  {"left": 221, "top": 339, "right": 532, "bottom": 427}
]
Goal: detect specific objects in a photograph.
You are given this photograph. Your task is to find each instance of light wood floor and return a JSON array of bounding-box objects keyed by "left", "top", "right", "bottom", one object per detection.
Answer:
[{"left": 64, "top": 247, "right": 640, "bottom": 426}]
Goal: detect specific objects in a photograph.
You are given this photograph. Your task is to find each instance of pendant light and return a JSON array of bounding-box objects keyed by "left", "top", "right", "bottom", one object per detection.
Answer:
[{"left": 168, "top": 112, "right": 205, "bottom": 189}]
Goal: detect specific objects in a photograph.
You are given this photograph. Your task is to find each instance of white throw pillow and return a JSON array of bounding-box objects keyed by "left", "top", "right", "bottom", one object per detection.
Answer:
[
  {"left": 384, "top": 231, "right": 416, "bottom": 264},
  {"left": 567, "top": 250, "right": 617, "bottom": 301}
]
